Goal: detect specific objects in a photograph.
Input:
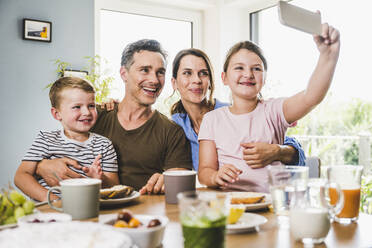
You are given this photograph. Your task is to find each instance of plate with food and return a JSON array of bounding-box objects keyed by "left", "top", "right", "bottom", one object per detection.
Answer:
[
  {"left": 17, "top": 212, "right": 72, "bottom": 227},
  {"left": 227, "top": 212, "right": 268, "bottom": 234},
  {"left": 100, "top": 210, "right": 168, "bottom": 248},
  {"left": 100, "top": 185, "right": 140, "bottom": 206},
  {"left": 230, "top": 192, "right": 272, "bottom": 211}
]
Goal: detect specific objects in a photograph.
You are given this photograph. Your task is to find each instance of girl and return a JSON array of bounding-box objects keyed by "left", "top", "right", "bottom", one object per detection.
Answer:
[{"left": 198, "top": 23, "right": 340, "bottom": 192}]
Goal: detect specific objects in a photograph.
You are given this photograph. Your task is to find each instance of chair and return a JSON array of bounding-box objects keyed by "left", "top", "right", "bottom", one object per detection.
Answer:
[{"left": 306, "top": 156, "right": 321, "bottom": 178}]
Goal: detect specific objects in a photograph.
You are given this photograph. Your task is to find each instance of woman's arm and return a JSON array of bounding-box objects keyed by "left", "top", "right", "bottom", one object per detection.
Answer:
[
  {"left": 284, "top": 23, "right": 340, "bottom": 124},
  {"left": 14, "top": 161, "right": 58, "bottom": 202},
  {"left": 283, "top": 136, "right": 306, "bottom": 165},
  {"left": 241, "top": 136, "right": 306, "bottom": 167},
  {"left": 198, "top": 140, "right": 241, "bottom": 187},
  {"left": 241, "top": 143, "right": 296, "bottom": 168}
]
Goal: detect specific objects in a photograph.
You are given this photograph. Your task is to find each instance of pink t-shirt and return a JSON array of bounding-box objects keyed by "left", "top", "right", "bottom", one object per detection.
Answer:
[{"left": 198, "top": 98, "right": 290, "bottom": 192}]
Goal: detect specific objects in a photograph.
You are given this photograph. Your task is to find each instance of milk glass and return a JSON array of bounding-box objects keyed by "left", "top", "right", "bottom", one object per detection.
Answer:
[
  {"left": 177, "top": 191, "right": 228, "bottom": 248},
  {"left": 290, "top": 178, "right": 344, "bottom": 245}
]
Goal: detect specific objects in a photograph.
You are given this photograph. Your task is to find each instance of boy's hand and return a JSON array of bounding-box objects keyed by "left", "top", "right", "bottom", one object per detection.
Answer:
[
  {"left": 36, "top": 157, "right": 83, "bottom": 186},
  {"left": 84, "top": 154, "right": 103, "bottom": 179},
  {"left": 213, "top": 164, "right": 242, "bottom": 187}
]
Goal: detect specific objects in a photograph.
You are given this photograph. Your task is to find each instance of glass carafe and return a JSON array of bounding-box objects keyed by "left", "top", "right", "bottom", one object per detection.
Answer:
[{"left": 289, "top": 178, "right": 344, "bottom": 245}]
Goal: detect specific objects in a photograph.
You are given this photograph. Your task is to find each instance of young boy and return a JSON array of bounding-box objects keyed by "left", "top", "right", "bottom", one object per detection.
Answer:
[{"left": 14, "top": 77, "right": 120, "bottom": 202}]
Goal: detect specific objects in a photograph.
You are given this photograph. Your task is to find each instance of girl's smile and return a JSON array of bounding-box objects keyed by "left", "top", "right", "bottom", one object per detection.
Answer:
[{"left": 222, "top": 49, "right": 265, "bottom": 101}]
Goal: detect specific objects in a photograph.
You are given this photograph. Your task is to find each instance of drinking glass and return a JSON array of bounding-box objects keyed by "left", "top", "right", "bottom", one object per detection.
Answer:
[
  {"left": 327, "top": 165, "right": 363, "bottom": 224},
  {"left": 290, "top": 178, "right": 344, "bottom": 244},
  {"left": 268, "top": 165, "right": 309, "bottom": 217},
  {"left": 177, "top": 191, "right": 228, "bottom": 248}
]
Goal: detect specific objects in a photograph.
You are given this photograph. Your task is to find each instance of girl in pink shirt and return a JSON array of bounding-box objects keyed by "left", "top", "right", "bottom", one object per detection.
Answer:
[{"left": 198, "top": 23, "right": 340, "bottom": 192}]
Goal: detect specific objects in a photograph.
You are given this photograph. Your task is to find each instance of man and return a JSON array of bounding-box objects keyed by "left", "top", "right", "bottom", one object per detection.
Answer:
[{"left": 36, "top": 39, "right": 193, "bottom": 194}]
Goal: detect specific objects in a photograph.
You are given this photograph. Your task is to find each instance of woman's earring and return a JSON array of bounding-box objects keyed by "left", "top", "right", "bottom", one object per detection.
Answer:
[{"left": 258, "top": 92, "right": 263, "bottom": 100}]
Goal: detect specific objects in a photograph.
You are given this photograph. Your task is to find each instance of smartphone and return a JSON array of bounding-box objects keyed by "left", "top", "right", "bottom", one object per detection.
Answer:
[{"left": 278, "top": 1, "right": 321, "bottom": 35}]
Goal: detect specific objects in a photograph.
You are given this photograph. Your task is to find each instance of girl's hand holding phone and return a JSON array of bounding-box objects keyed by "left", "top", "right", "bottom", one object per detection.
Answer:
[{"left": 314, "top": 22, "right": 340, "bottom": 60}]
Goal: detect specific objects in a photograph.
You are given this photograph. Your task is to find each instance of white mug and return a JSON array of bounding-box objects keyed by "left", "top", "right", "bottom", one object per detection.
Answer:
[{"left": 47, "top": 178, "right": 101, "bottom": 220}]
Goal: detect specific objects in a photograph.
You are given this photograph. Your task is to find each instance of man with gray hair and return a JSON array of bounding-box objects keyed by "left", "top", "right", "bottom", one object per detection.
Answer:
[{"left": 36, "top": 39, "right": 193, "bottom": 194}]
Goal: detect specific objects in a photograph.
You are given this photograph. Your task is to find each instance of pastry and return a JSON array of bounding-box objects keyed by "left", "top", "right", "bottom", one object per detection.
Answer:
[
  {"left": 100, "top": 185, "right": 134, "bottom": 199},
  {"left": 230, "top": 192, "right": 265, "bottom": 204}
]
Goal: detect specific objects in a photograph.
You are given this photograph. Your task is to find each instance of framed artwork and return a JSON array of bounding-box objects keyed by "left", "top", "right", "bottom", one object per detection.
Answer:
[
  {"left": 23, "top": 18, "right": 52, "bottom": 42},
  {"left": 62, "top": 69, "right": 89, "bottom": 79}
]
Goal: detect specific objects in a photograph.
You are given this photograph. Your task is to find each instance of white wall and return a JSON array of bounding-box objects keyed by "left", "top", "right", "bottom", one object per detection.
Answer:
[
  {"left": 0, "top": 0, "right": 94, "bottom": 187},
  {"left": 94, "top": 0, "right": 276, "bottom": 102}
]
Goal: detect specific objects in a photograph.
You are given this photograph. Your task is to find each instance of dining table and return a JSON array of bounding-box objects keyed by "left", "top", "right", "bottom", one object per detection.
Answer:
[{"left": 37, "top": 188, "right": 372, "bottom": 248}]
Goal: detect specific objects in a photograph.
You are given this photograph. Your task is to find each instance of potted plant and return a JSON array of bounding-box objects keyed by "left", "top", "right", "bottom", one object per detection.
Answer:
[{"left": 48, "top": 55, "right": 114, "bottom": 104}]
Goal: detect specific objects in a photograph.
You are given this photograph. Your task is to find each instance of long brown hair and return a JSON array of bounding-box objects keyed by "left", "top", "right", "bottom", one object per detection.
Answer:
[{"left": 170, "top": 48, "right": 215, "bottom": 115}]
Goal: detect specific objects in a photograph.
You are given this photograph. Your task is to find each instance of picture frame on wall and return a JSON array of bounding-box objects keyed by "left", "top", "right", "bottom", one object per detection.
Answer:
[
  {"left": 62, "top": 69, "right": 89, "bottom": 79},
  {"left": 23, "top": 18, "right": 52, "bottom": 42}
]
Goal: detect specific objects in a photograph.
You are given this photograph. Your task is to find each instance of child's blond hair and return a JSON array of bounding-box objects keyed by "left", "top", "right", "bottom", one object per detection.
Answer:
[{"left": 49, "top": 77, "right": 95, "bottom": 108}]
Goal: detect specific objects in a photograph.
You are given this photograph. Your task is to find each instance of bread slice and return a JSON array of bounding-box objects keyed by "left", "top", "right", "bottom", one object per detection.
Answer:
[
  {"left": 100, "top": 185, "right": 134, "bottom": 199},
  {"left": 230, "top": 192, "right": 265, "bottom": 204}
]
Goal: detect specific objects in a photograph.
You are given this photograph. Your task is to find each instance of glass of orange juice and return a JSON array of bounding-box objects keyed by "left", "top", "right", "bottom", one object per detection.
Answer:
[{"left": 328, "top": 165, "right": 363, "bottom": 224}]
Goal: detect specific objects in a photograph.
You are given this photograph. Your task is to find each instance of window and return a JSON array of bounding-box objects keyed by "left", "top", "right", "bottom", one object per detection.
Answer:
[
  {"left": 95, "top": 0, "right": 202, "bottom": 115},
  {"left": 252, "top": 0, "right": 372, "bottom": 167},
  {"left": 252, "top": 0, "right": 372, "bottom": 102}
]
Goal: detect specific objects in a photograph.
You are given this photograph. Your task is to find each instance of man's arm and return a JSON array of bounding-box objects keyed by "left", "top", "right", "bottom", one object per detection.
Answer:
[{"left": 35, "top": 157, "right": 83, "bottom": 187}]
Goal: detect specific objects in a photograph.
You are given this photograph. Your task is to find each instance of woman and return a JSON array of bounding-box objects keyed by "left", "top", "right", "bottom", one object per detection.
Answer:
[{"left": 170, "top": 48, "right": 305, "bottom": 172}]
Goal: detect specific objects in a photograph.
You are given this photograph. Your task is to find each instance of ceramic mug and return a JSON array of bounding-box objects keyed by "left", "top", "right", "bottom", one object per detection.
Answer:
[
  {"left": 47, "top": 178, "right": 101, "bottom": 220},
  {"left": 163, "top": 170, "right": 196, "bottom": 204}
]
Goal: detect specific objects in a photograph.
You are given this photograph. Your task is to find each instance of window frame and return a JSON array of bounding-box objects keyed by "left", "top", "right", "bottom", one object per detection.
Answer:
[{"left": 94, "top": 0, "right": 203, "bottom": 55}]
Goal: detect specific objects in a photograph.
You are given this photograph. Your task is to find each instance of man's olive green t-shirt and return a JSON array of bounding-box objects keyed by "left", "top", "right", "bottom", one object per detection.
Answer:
[{"left": 91, "top": 107, "right": 192, "bottom": 190}]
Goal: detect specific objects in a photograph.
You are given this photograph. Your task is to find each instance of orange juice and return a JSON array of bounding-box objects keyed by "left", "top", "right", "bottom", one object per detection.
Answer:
[{"left": 329, "top": 187, "right": 360, "bottom": 218}]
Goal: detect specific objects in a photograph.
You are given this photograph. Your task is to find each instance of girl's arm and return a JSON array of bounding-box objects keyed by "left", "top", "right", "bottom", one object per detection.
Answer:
[
  {"left": 198, "top": 140, "right": 241, "bottom": 187},
  {"left": 283, "top": 23, "right": 340, "bottom": 124},
  {"left": 14, "top": 161, "right": 58, "bottom": 202}
]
